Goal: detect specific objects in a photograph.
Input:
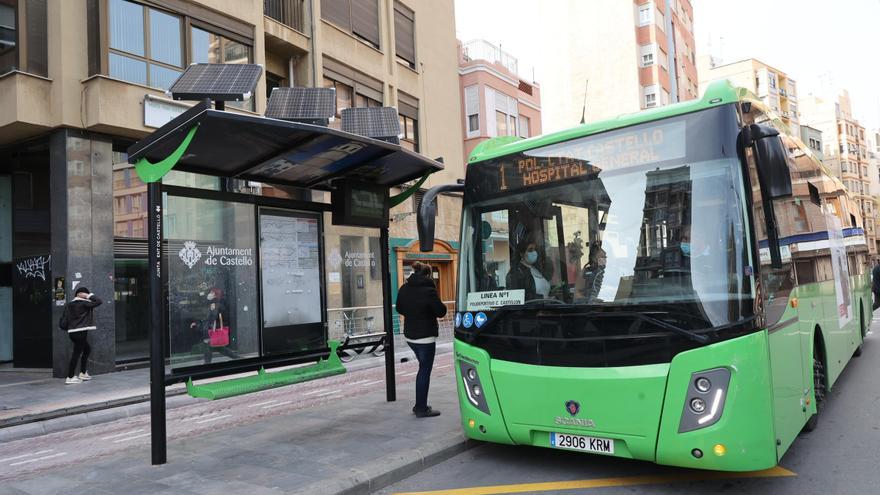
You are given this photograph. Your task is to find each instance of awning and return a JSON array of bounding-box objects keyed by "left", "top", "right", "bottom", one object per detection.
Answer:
[{"left": 127, "top": 100, "right": 442, "bottom": 188}]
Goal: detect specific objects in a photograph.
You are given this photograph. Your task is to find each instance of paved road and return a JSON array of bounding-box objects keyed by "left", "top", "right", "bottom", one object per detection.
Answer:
[
  {"left": 0, "top": 352, "right": 454, "bottom": 483},
  {"left": 379, "top": 329, "right": 880, "bottom": 495}
]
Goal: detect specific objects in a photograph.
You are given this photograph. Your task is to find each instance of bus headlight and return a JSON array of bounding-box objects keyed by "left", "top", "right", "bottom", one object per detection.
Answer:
[
  {"left": 678, "top": 368, "right": 731, "bottom": 433},
  {"left": 459, "top": 361, "right": 490, "bottom": 415},
  {"left": 690, "top": 398, "right": 706, "bottom": 413},
  {"left": 695, "top": 377, "right": 711, "bottom": 393}
]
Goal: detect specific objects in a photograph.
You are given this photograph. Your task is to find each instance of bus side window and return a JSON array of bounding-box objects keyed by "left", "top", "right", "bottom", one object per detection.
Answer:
[{"left": 479, "top": 210, "right": 511, "bottom": 290}]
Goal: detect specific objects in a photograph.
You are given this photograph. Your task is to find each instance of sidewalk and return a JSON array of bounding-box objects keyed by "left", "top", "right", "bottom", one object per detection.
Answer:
[
  {"left": 3, "top": 371, "right": 470, "bottom": 495},
  {"left": 0, "top": 342, "right": 451, "bottom": 443}
]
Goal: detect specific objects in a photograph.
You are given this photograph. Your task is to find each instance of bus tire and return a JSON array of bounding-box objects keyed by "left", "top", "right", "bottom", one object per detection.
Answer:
[
  {"left": 854, "top": 303, "right": 865, "bottom": 357},
  {"left": 804, "top": 339, "right": 826, "bottom": 433}
]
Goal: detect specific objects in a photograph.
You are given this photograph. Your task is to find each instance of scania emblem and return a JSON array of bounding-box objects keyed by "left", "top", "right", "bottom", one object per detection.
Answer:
[{"left": 565, "top": 400, "right": 580, "bottom": 416}]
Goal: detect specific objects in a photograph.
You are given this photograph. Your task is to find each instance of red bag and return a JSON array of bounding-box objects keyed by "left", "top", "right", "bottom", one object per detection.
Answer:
[{"left": 208, "top": 314, "right": 229, "bottom": 347}]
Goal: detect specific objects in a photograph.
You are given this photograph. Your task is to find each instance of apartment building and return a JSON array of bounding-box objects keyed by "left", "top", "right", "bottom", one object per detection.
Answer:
[
  {"left": 698, "top": 57, "right": 800, "bottom": 135},
  {"left": 538, "top": 0, "right": 698, "bottom": 132},
  {"left": 800, "top": 90, "right": 876, "bottom": 255},
  {"left": 458, "top": 39, "right": 541, "bottom": 164},
  {"left": 0, "top": 0, "right": 464, "bottom": 374},
  {"left": 800, "top": 125, "right": 824, "bottom": 162}
]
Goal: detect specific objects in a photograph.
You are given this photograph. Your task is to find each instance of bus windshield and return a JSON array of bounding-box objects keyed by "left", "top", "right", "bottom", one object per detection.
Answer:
[{"left": 459, "top": 106, "right": 756, "bottom": 330}]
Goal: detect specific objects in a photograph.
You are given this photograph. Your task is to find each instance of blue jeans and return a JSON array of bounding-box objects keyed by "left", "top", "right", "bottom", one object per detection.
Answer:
[{"left": 408, "top": 341, "right": 436, "bottom": 412}]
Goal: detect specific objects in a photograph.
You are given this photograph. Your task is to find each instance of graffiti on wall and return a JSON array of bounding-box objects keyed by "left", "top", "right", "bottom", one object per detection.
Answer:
[{"left": 16, "top": 255, "right": 51, "bottom": 282}]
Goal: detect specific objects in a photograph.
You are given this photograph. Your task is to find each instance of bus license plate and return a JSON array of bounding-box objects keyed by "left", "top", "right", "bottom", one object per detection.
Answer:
[{"left": 550, "top": 432, "right": 614, "bottom": 454}]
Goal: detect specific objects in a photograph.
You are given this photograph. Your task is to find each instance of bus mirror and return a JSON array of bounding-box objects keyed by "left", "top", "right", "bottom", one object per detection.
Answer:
[
  {"left": 750, "top": 124, "right": 793, "bottom": 199},
  {"left": 417, "top": 183, "right": 465, "bottom": 252}
]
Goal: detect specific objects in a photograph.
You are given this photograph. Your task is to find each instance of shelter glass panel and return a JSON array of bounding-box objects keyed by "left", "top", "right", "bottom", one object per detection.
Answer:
[
  {"left": 164, "top": 195, "right": 259, "bottom": 369},
  {"left": 323, "top": 218, "right": 385, "bottom": 342}
]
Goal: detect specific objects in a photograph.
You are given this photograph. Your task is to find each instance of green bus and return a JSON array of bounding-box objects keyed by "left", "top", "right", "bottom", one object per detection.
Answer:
[{"left": 417, "top": 80, "right": 871, "bottom": 471}]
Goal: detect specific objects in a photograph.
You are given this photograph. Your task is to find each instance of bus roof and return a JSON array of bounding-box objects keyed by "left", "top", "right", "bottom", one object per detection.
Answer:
[{"left": 467, "top": 80, "right": 755, "bottom": 165}]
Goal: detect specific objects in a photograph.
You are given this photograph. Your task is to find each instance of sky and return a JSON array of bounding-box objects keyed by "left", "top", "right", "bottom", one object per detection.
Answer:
[{"left": 454, "top": 0, "right": 880, "bottom": 131}]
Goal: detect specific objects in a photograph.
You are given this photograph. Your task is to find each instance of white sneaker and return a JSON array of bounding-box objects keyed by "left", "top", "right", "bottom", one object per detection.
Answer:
[
  {"left": 65, "top": 377, "right": 82, "bottom": 384},
  {"left": 79, "top": 372, "right": 92, "bottom": 381}
]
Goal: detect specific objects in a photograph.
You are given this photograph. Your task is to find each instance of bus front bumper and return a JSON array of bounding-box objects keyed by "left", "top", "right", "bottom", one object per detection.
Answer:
[{"left": 454, "top": 331, "right": 779, "bottom": 471}]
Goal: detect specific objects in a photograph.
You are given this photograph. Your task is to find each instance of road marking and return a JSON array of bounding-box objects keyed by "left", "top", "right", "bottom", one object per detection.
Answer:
[
  {"left": 0, "top": 450, "right": 53, "bottom": 463},
  {"left": 346, "top": 379, "right": 374, "bottom": 386},
  {"left": 181, "top": 412, "right": 217, "bottom": 422},
  {"left": 303, "top": 389, "right": 328, "bottom": 396},
  {"left": 101, "top": 429, "right": 144, "bottom": 441},
  {"left": 9, "top": 452, "right": 66, "bottom": 466},
  {"left": 402, "top": 371, "right": 419, "bottom": 377},
  {"left": 248, "top": 400, "right": 279, "bottom": 408},
  {"left": 113, "top": 432, "right": 151, "bottom": 443},
  {"left": 391, "top": 466, "right": 796, "bottom": 495},
  {"left": 435, "top": 364, "right": 451, "bottom": 370},
  {"left": 314, "top": 389, "right": 342, "bottom": 397},
  {"left": 262, "top": 400, "right": 293, "bottom": 409},
  {"left": 195, "top": 414, "right": 232, "bottom": 424},
  {"left": 362, "top": 379, "right": 384, "bottom": 386}
]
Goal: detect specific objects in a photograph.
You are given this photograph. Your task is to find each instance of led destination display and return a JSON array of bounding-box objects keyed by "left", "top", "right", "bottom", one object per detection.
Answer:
[{"left": 490, "top": 121, "right": 687, "bottom": 192}]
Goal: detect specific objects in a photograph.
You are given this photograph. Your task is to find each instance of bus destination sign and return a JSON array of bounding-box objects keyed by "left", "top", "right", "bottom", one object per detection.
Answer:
[{"left": 495, "top": 121, "right": 686, "bottom": 192}]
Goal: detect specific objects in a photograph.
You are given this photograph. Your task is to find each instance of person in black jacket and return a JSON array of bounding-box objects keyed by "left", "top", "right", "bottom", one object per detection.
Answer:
[
  {"left": 396, "top": 262, "right": 447, "bottom": 417},
  {"left": 60, "top": 287, "right": 102, "bottom": 384}
]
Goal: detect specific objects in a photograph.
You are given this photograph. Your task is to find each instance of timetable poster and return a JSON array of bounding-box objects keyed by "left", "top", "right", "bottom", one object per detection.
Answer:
[{"left": 260, "top": 214, "right": 322, "bottom": 327}]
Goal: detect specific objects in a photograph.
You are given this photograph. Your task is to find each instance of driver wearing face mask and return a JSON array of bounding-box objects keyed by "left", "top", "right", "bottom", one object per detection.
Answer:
[{"left": 506, "top": 240, "right": 552, "bottom": 300}]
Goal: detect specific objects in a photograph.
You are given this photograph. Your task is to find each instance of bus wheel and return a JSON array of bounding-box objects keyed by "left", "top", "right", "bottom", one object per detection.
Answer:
[{"left": 804, "top": 348, "right": 826, "bottom": 432}]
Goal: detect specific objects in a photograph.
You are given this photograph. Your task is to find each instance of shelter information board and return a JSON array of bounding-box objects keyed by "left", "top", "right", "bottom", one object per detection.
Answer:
[{"left": 260, "top": 212, "right": 322, "bottom": 328}]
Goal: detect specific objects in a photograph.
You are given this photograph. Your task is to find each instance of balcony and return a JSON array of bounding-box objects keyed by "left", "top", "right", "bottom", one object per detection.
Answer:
[{"left": 264, "top": 0, "right": 306, "bottom": 32}]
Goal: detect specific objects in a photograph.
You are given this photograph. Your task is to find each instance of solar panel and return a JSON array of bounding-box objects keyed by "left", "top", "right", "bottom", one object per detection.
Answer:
[
  {"left": 341, "top": 107, "right": 401, "bottom": 144},
  {"left": 169, "top": 63, "right": 263, "bottom": 101},
  {"left": 265, "top": 87, "right": 336, "bottom": 125}
]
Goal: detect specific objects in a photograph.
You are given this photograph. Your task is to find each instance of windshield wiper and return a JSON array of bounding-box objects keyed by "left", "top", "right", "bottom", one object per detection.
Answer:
[
  {"left": 628, "top": 312, "right": 709, "bottom": 344},
  {"left": 482, "top": 307, "right": 709, "bottom": 344}
]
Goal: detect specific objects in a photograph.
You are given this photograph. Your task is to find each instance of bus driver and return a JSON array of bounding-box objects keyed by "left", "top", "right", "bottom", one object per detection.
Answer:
[{"left": 506, "top": 239, "right": 553, "bottom": 300}]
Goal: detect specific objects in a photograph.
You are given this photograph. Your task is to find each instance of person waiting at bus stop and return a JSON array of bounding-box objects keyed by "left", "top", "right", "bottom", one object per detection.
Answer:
[{"left": 396, "top": 262, "right": 447, "bottom": 418}]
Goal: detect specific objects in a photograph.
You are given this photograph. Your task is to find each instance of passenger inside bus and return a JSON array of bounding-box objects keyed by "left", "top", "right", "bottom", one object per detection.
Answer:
[
  {"left": 579, "top": 243, "right": 607, "bottom": 302},
  {"left": 506, "top": 238, "right": 553, "bottom": 300}
]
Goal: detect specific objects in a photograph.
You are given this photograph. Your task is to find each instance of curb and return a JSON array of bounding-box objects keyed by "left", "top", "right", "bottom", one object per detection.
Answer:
[
  {"left": 0, "top": 342, "right": 455, "bottom": 444},
  {"left": 0, "top": 392, "right": 194, "bottom": 444},
  {"left": 301, "top": 435, "right": 475, "bottom": 495}
]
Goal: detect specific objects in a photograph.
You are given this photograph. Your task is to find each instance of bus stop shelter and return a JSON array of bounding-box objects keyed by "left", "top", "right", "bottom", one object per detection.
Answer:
[{"left": 127, "top": 92, "right": 442, "bottom": 465}]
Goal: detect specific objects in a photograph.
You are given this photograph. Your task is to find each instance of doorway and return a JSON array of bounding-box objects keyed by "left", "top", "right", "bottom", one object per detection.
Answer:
[
  {"left": 402, "top": 260, "right": 453, "bottom": 304},
  {"left": 0, "top": 175, "right": 11, "bottom": 363}
]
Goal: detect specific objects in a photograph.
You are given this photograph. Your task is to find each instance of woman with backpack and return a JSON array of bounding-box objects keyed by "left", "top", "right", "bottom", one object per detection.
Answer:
[{"left": 59, "top": 287, "right": 102, "bottom": 384}]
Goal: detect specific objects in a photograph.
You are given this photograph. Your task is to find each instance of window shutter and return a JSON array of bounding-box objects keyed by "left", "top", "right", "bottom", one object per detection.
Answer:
[
  {"left": 351, "top": 0, "right": 380, "bottom": 48},
  {"left": 87, "top": 0, "right": 100, "bottom": 75},
  {"left": 25, "top": 0, "right": 48, "bottom": 77},
  {"left": 398, "top": 91, "right": 418, "bottom": 119},
  {"left": 464, "top": 85, "right": 478, "bottom": 116},
  {"left": 394, "top": 2, "right": 415, "bottom": 66},
  {"left": 321, "top": 0, "right": 351, "bottom": 31}
]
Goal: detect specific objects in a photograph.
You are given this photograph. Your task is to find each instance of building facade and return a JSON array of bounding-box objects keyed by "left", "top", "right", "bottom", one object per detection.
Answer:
[
  {"left": 800, "top": 125, "right": 824, "bottom": 162},
  {"left": 537, "top": 0, "right": 697, "bottom": 132},
  {"left": 698, "top": 57, "right": 800, "bottom": 135},
  {"left": 800, "top": 90, "right": 877, "bottom": 255},
  {"left": 458, "top": 39, "right": 541, "bottom": 164},
  {"left": 0, "top": 0, "right": 464, "bottom": 374}
]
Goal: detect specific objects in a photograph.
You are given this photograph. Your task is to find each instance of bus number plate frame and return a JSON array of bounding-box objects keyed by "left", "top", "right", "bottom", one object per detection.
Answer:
[{"left": 550, "top": 432, "right": 614, "bottom": 454}]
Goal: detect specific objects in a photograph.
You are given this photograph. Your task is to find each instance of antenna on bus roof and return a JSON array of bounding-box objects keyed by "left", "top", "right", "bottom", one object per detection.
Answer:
[{"left": 580, "top": 79, "right": 589, "bottom": 125}]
